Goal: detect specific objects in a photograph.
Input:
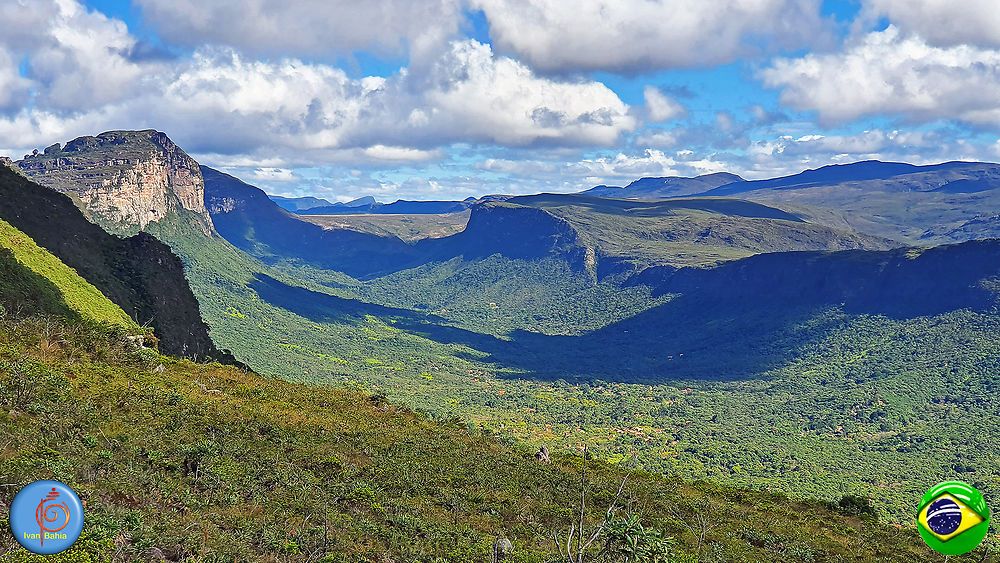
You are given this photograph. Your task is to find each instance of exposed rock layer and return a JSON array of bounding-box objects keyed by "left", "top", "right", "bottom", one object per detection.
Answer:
[
  {"left": 0, "top": 165, "right": 231, "bottom": 360},
  {"left": 16, "top": 130, "right": 213, "bottom": 234}
]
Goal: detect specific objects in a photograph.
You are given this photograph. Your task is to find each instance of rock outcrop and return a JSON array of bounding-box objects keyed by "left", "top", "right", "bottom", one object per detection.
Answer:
[
  {"left": 16, "top": 130, "right": 213, "bottom": 234},
  {"left": 0, "top": 164, "right": 234, "bottom": 361}
]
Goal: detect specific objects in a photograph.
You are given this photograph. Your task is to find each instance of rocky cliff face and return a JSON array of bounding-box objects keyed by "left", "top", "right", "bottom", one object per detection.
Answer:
[
  {"left": 0, "top": 164, "right": 236, "bottom": 361},
  {"left": 417, "top": 202, "right": 591, "bottom": 272},
  {"left": 16, "top": 130, "right": 213, "bottom": 234}
]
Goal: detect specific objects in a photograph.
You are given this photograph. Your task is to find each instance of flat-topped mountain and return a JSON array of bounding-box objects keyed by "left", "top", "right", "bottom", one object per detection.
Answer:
[
  {"left": 205, "top": 172, "right": 899, "bottom": 279},
  {"left": 16, "top": 130, "right": 214, "bottom": 234},
  {"left": 691, "top": 160, "right": 1000, "bottom": 243},
  {"left": 488, "top": 193, "right": 898, "bottom": 271}
]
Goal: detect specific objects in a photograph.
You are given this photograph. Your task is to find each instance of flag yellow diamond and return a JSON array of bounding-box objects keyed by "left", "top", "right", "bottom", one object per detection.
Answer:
[{"left": 918, "top": 493, "right": 985, "bottom": 542}]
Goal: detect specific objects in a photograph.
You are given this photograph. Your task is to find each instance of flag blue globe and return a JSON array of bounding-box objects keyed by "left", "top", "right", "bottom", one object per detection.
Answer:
[{"left": 927, "top": 497, "right": 963, "bottom": 536}]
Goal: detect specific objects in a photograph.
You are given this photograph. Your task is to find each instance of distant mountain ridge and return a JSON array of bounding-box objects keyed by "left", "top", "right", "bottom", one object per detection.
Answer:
[
  {"left": 268, "top": 194, "right": 338, "bottom": 212},
  {"left": 581, "top": 171, "right": 744, "bottom": 199},
  {"left": 688, "top": 160, "right": 1000, "bottom": 244},
  {"left": 297, "top": 198, "right": 481, "bottom": 215},
  {"left": 700, "top": 160, "right": 1000, "bottom": 196}
]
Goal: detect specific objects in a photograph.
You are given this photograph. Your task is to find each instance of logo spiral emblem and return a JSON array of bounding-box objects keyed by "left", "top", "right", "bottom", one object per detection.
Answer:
[{"left": 35, "top": 487, "right": 70, "bottom": 547}]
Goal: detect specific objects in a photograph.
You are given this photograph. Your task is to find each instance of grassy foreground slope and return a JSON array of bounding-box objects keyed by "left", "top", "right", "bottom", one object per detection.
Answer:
[
  {"left": 149, "top": 186, "right": 1000, "bottom": 525},
  {"left": 0, "top": 315, "right": 967, "bottom": 562}
]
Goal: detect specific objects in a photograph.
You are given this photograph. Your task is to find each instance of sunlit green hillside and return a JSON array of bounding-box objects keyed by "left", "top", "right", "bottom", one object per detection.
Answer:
[
  {"left": 0, "top": 314, "right": 962, "bottom": 561},
  {"left": 0, "top": 218, "right": 135, "bottom": 327}
]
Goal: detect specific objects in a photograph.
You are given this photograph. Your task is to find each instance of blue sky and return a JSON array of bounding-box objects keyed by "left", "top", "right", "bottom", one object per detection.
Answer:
[{"left": 2, "top": 0, "right": 1000, "bottom": 202}]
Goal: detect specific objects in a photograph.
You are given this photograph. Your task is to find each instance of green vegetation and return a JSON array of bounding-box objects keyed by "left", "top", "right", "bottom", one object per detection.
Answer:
[
  {"left": 147, "top": 209, "right": 1000, "bottom": 527},
  {"left": 504, "top": 195, "right": 896, "bottom": 268},
  {"left": 0, "top": 219, "right": 135, "bottom": 327},
  {"left": 132, "top": 204, "right": 1000, "bottom": 526},
  {"left": 0, "top": 166, "right": 220, "bottom": 359},
  {"left": 0, "top": 313, "right": 970, "bottom": 561},
  {"left": 707, "top": 162, "right": 1000, "bottom": 245},
  {"left": 15, "top": 139, "right": 1000, "bottom": 552}
]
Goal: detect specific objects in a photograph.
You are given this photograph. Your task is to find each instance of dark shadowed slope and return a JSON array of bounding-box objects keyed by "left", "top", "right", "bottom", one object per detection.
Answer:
[
  {"left": 203, "top": 166, "right": 419, "bottom": 278},
  {"left": 371, "top": 238, "right": 1000, "bottom": 383},
  {"left": 0, "top": 164, "right": 226, "bottom": 359}
]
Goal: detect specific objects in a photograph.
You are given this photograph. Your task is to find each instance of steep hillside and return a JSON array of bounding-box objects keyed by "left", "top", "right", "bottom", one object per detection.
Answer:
[
  {"left": 0, "top": 164, "right": 222, "bottom": 359},
  {"left": 203, "top": 166, "right": 417, "bottom": 277},
  {"left": 582, "top": 171, "right": 743, "bottom": 198},
  {"left": 632, "top": 238, "right": 1000, "bottom": 313},
  {"left": 0, "top": 314, "right": 956, "bottom": 562},
  {"left": 698, "top": 160, "right": 1000, "bottom": 243},
  {"left": 0, "top": 219, "right": 136, "bottom": 327},
  {"left": 16, "top": 130, "right": 213, "bottom": 235},
  {"left": 17, "top": 131, "right": 1000, "bottom": 531}
]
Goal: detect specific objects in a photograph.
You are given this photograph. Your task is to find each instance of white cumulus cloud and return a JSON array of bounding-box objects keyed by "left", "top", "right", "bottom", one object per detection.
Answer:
[
  {"left": 761, "top": 26, "right": 1000, "bottom": 126},
  {"left": 134, "top": 0, "right": 463, "bottom": 61},
  {"left": 862, "top": 0, "right": 1000, "bottom": 49},
  {"left": 643, "top": 86, "right": 685, "bottom": 122},
  {"left": 0, "top": 1, "right": 637, "bottom": 165},
  {"left": 473, "top": 0, "right": 831, "bottom": 73}
]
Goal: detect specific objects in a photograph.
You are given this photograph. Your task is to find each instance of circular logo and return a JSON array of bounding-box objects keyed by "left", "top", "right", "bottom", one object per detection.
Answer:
[
  {"left": 8, "top": 480, "right": 84, "bottom": 555},
  {"left": 917, "top": 481, "right": 990, "bottom": 556}
]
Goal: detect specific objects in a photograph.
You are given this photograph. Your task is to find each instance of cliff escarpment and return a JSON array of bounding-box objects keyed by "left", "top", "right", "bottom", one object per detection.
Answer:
[
  {"left": 421, "top": 202, "right": 587, "bottom": 265},
  {"left": 203, "top": 166, "right": 418, "bottom": 278},
  {"left": 0, "top": 163, "right": 227, "bottom": 360},
  {"left": 16, "top": 130, "right": 213, "bottom": 234},
  {"left": 629, "top": 239, "right": 1000, "bottom": 317}
]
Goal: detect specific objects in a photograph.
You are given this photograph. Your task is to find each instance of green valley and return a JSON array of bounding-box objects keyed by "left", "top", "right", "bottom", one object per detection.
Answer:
[{"left": 11, "top": 130, "right": 1000, "bottom": 553}]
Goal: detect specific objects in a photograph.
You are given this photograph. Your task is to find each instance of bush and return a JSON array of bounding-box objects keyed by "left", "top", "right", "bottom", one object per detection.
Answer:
[
  {"left": 602, "top": 513, "right": 677, "bottom": 563},
  {"left": 835, "top": 495, "right": 876, "bottom": 518},
  {"left": 0, "top": 356, "right": 57, "bottom": 410}
]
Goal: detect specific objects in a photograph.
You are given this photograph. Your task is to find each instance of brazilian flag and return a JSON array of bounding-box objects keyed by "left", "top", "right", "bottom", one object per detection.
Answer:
[{"left": 917, "top": 481, "right": 990, "bottom": 556}]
